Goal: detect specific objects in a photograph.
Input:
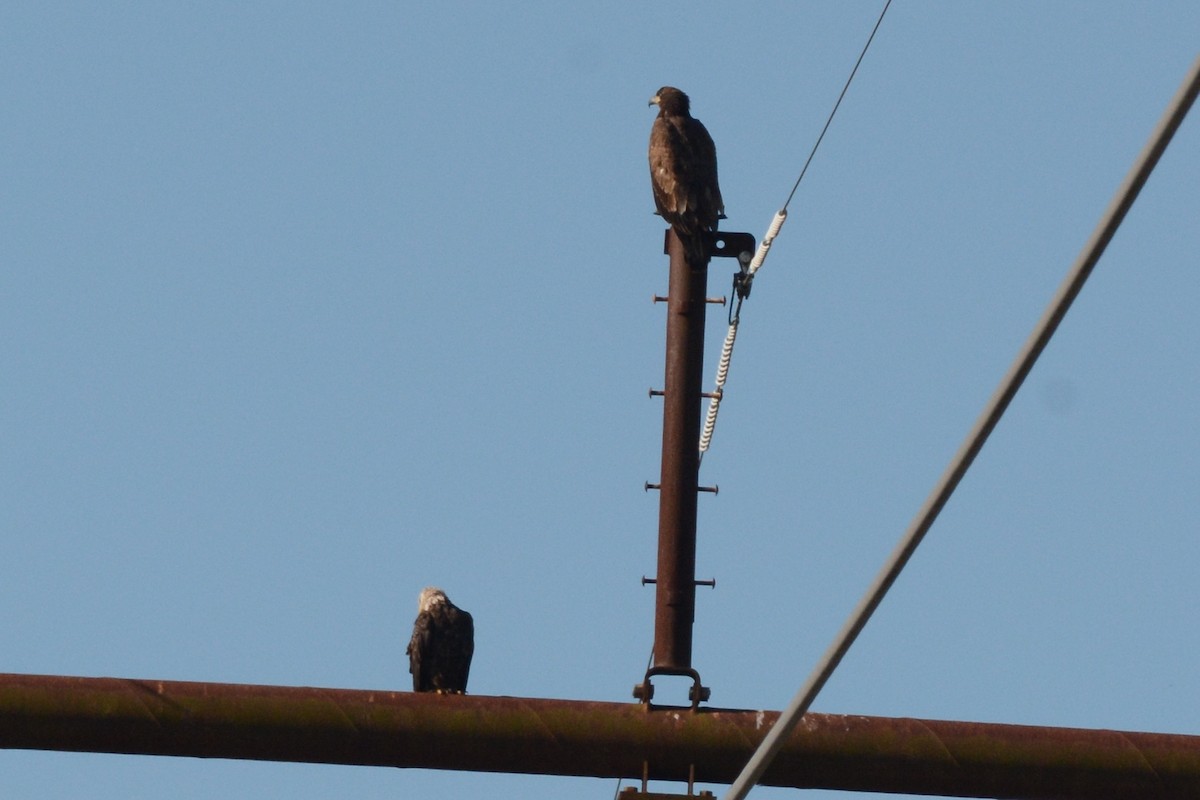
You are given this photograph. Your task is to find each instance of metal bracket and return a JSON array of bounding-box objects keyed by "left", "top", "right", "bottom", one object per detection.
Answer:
[
  {"left": 707, "top": 231, "right": 755, "bottom": 262},
  {"left": 619, "top": 759, "right": 712, "bottom": 799},
  {"left": 723, "top": 236, "right": 755, "bottom": 300},
  {"left": 633, "top": 666, "right": 710, "bottom": 710},
  {"left": 620, "top": 789, "right": 715, "bottom": 800},
  {"left": 658, "top": 229, "right": 756, "bottom": 263}
]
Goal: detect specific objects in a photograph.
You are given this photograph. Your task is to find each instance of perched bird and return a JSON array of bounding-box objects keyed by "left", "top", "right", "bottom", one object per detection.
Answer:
[
  {"left": 407, "top": 587, "right": 474, "bottom": 694},
  {"left": 648, "top": 86, "right": 724, "bottom": 267}
]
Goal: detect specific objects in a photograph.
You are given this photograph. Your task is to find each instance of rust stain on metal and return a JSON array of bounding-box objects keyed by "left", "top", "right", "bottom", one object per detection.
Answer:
[{"left": 4, "top": 673, "right": 1200, "bottom": 798}]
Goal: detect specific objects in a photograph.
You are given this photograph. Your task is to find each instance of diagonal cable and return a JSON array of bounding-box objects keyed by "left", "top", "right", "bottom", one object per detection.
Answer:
[
  {"left": 783, "top": 0, "right": 893, "bottom": 212},
  {"left": 700, "top": 0, "right": 892, "bottom": 459},
  {"left": 723, "top": 52, "right": 1200, "bottom": 800}
]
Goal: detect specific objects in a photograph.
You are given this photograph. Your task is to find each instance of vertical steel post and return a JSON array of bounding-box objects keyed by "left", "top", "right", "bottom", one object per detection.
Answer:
[{"left": 653, "top": 228, "right": 706, "bottom": 671}]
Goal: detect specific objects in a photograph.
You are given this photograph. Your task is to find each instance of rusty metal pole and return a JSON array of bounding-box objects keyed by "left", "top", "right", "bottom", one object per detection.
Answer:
[
  {"left": 7, "top": 673, "right": 1200, "bottom": 799},
  {"left": 653, "top": 228, "right": 706, "bottom": 675}
]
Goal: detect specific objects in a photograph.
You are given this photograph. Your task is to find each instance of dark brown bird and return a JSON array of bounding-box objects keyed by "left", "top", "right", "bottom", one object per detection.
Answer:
[
  {"left": 407, "top": 587, "right": 474, "bottom": 694},
  {"left": 648, "top": 86, "right": 724, "bottom": 267}
]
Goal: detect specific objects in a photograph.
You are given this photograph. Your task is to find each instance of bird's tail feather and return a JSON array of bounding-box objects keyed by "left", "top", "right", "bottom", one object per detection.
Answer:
[{"left": 675, "top": 226, "right": 711, "bottom": 268}]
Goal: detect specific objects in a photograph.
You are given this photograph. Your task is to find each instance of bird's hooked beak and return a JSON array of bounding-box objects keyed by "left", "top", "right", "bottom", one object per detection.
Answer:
[{"left": 648, "top": 93, "right": 660, "bottom": 107}]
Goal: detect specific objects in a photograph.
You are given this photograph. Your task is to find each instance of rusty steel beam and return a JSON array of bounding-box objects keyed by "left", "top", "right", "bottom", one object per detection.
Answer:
[
  {"left": 5, "top": 673, "right": 1200, "bottom": 798},
  {"left": 652, "top": 228, "right": 707, "bottom": 673}
]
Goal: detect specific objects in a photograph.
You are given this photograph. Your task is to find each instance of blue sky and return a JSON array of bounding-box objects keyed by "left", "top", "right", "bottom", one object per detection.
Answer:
[{"left": 2, "top": 2, "right": 1198, "bottom": 798}]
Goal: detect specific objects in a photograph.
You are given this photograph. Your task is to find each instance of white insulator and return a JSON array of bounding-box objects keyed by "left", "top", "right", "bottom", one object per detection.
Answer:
[
  {"left": 699, "top": 393, "right": 720, "bottom": 455},
  {"left": 700, "top": 208, "right": 786, "bottom": 456},
  {"left": 746, "top": 209, "right": 787, "bottom": 278},
  {"left": 715, "top": 320, "right": 737, "bottom": 387},
  {"left": 699, "top": 320, "right": 740, "bottom": 454}
]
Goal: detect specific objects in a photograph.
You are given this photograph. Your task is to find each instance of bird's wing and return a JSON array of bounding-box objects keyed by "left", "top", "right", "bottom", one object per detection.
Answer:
[
  {"left": 459, "top": 610, "right": 474, "bottom": 687},
  {"left": 682, "top": 117, "right": 722, "bottom": 227},
  {"left": 407, "top": 612, "right": 434, "bottom": 691},
  {"left": 444, "top": 606, "right": 474, "bottom": 691},
  {"left": 649, "top": 117, "right": 684, "bottom": 220}
]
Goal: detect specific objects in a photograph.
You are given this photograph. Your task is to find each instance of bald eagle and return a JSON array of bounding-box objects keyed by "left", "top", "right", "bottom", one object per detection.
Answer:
[
  {"left": 407, "top": 587, "right": 474, "bottom": 694},
  {"left": 648, "top": 86, "right": 724, "bottom": 267}
]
